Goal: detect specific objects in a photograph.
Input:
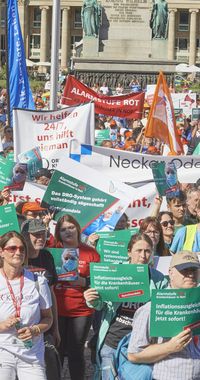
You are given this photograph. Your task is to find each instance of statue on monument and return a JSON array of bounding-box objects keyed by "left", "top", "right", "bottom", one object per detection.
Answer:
[
  {"left": 81, "top": 0, "right": 102, "bottom": 37},
  {"left": 150, "top": 0, "right": 168, "bottom": 39}
]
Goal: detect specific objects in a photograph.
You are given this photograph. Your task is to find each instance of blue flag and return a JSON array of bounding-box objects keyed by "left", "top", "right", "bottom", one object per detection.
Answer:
[{"left": 7, "top": 0, "right": 35, "bottom": 126}]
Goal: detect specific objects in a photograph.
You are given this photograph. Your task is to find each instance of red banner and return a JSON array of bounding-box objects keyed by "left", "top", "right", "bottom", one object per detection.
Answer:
[{"left": 62, "top": 75, "right": 145, "bottom": 119}]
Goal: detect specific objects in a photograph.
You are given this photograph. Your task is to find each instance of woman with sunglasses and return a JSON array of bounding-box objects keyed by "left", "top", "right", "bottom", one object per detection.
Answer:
[
  {"left": 54, "top": 214, "right": 100, "bottom": 380},
  {"left": 139, "top": 216, "right": 170, "bottom": 256},
  {"left": 158, "top": 211, "right": 175, "bottom": 250},
  {"left": 0, "top": 231, "right": 52, "bottom": 380}
]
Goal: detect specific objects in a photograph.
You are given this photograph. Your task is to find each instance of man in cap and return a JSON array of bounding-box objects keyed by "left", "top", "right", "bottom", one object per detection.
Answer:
[
  {"left": 21, "top": 219, "right": 61, "bottom": 380},
  {"left": 21, "top": 201, "right": 54, "bottom": 247},
  {"left": 128, "top": 251, "right": 200, "bottom": 380}
]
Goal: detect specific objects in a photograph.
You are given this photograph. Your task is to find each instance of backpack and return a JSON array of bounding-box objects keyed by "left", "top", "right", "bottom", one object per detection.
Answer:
[{"left": 114, "top": 333, "right": 153, "bottom": 380}]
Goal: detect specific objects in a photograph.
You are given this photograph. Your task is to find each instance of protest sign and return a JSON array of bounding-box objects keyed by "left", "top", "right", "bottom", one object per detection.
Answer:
[
  {"left": 4, "top": 163, "right": 27, "bottom": 191},
  {"left": 0, "top": 204, "right": 20, "bottom": 235},
  {"left": 96, "top": 229, "right": 139, "bottom": 263},
  {"left": 0, "top": 156, "right": 15, "bottom": 190},
  {"left": 9, "top": 181, "right": 46, "bottom": 204},
  {"left": 95, "top": 129, "right": 110, "bottom": 146},
  {"left": 13, "top": 103, "right": 94, "bottom": 170},
  {"left": 171, "top": 93, "right": 196, "bottom": 117},
  {"left": 151, "top": 161, "right": 180, "bottom": 198},
  {"left": 192, "top": 108, "right": 200, "bottom": 121},
  {"left": 62, "top": 75, "right": 144, "bottom": 119},
  {"left": 48, "top": 248, "right": 79, "bottom": 281},
  {"left": 69, "top": 143, "right": 200, "bottom": 184},
  {"left": 18, "top": 147, "right": 43, "bottom": 181},
  {"left": 90, "top": 263, "right": 150, "bottom": 302},
  {"left": 174, "top": 108, "right": 184, "bottom": 122},
  {"left": 150, "top": 288, "right": 200, "bottom": 337},
  {"left": 193, "top": 143, "right": 200, "bottom": 155},
  {"left": 41, "top": 156, "right": 136, "bottom": 233}
]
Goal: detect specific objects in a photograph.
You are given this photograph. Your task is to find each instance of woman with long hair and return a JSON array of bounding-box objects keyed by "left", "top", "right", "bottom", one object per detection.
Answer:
[
  {"left": 0, "top": 231, "right": 52, "bottom": 380},
  {"left": 158, "top": 211, "right": 175, "bottom": 249},
  {"left": 139, "top": 216, "right": 170, "bottom": 256},
  {"left": 54, "top": 214, "right": 100, "bottom": 380}
]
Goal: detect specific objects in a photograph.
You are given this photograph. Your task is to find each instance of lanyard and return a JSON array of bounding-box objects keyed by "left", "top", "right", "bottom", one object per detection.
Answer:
[{"left": 3, "top": 270, "right": 24, "bottom": 318}]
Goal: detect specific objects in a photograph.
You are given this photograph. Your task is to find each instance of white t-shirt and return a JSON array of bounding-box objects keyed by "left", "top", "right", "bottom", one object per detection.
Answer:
[{"left": 0, "top": 269, "right": 52, "bottom": 364}]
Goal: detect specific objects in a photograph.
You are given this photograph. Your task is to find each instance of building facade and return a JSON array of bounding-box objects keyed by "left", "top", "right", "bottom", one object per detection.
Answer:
[{"left": 0, "top": 1, "right": 200, "bottom": 69}]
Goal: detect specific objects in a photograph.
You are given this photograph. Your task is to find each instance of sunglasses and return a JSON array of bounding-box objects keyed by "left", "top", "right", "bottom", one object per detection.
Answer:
[
  {"left": 161, "top": 220, "right": 175, "bottom": 227},
  {"left": 3, "top": 245, "right": 25, "bottom": 254}
]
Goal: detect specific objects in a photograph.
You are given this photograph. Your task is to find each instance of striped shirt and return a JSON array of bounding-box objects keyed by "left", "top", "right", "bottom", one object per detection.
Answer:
[{"left": 128, "top": 302, "right": 200, "bottom": 380}]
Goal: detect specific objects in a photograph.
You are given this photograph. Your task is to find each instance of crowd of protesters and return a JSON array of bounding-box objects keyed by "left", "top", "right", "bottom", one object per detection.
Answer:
[{"left": 0, "top": 75, "right": 200, "bottom": 380}]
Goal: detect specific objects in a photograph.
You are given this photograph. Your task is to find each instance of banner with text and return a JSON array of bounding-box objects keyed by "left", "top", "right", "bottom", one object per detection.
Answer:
[
  {"left": 62, "top": 75, "right": 145, "bottom": 119},
  {"left": 150, "top": 288, "right": 200, "bottom": 337},
  {"left": 13, "top": 103, "right": 94, "bottom": 169},
  {"left": 90, "top": 263, "right": 150, "bottom": 302},
  {"left": 41, "top": 156, "right": 136, "bottom": 232}
]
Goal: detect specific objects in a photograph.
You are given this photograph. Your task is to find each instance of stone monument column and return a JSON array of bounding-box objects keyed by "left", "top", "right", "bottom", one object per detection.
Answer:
[
  {"left": 61, "top": 7, "right": 70, "bottom": 69},
  {"left": 39, "top": 6, "right": 49, "bottom": 63},
  {"left": 167, "top": 9, "right": 177, "bottom": 60},
  {"left": 18, "top": 0, "right": 29, "bottom": 56},
  {"left": 189, "top": 9, "right": 199, "bottom": 65}
]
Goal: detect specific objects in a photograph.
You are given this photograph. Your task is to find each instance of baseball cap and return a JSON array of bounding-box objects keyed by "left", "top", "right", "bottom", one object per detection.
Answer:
[
  {"left": 170, "top": 251, "right": 200, "bottom": 271},
  {"left": 21, "top": 219, "right": 46, "bottom": 234},
  {"left": 21, "top": 202, "right": 46, "bottom": 214}
]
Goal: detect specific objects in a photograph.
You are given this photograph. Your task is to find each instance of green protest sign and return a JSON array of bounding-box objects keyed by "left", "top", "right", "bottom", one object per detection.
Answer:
[
  {"left": 0, "top": 204, "right": 20, "bottom": 235},
  {"left": 90, "top": 263, "right": 150, "bottom": 302},
  {"left": 0, "top": 156, "right": 15, "bottom": 190},
  {"left": 192, "top": 108, "right": 200, "bottom": 121},
  {"left": 151, "top": 161, "right": 179, "bottom": 198},
  {"left": 150, "top": 288, "right": 200, "bottom": 338},
  {"left": 193, "top": 143, "right": 200, "bottom": 155},
  {"left": 48, "top": 248, "right": 79, "bottom": 281},
  {"left": 174, "top": 108, "right": 184, "bottom": 122},
  {"left": 96, "top": 228, "right": 139, "bottom": 263},
  {"left": 95, "top": 130, "right": 110, "bottom": 146},
  {"left": 42, "top": 170, "right": 118, "bottom": 229}
]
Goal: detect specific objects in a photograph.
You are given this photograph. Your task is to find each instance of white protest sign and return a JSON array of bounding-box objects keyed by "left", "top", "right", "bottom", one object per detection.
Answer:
[
  {"left": 171, "top": 93, "right": 196, "bottom": 117},
  {"left": 69, "top": 143, "right": 200, "bottom": 184},
  {"left": 9, "top": 181, "right": 45, "bottom": 204},
  {"left": 13, "top": 103, "right": 95, "bottom": 170}
]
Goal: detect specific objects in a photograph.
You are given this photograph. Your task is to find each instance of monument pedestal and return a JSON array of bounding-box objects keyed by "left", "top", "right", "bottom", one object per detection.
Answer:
[
  {"left": 83, "top": 36, "right": 99, "bottom": 58},
  {"left": 151, "top": 40, "right": 168, "bottom": 60}
]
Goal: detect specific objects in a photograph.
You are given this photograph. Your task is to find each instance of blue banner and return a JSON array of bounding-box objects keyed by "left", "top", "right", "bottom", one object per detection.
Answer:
[{"left": 7, "top": 0, "right": 35, "bottom": 126}]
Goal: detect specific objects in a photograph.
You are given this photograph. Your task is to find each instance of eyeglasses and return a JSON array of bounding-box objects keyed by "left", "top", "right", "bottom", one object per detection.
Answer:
[
  {"left": 6, "top": 130, "right": 12, "bottom": 133},
  {"left": 60, "top": 226, "right": 76, "bottom": 232},
  {"left": 161, "top": 220, "right": 175, "bottom": 227},
  {"left": 145, "top": 230, "right": 160, "bottom": 236},
  {"left": 3, "top": 245, "right": 25, "bottom": 254}
]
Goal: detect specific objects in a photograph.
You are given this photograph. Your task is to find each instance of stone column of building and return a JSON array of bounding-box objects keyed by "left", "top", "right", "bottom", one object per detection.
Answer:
[
  {"left": 167, "top": 9, "right": 177, "bottom": 61},
  {"left": 189, "top": 9, "right": 199, "bottom": 66},
  {"left": 39, "top": 6, "right": 49, "bottom": 63},
  {"left": 18, "top": 0, "right": 29, "bottom": 56},
  {"left": 61, "top": 7, "right": 70, "bottom": 69}
]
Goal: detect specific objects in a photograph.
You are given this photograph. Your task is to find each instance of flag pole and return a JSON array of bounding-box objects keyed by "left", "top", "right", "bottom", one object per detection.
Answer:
[
  {"left": 50, "top": 0, "right": 61, "bottom": 110},
  {"left": 5, "top": 0, "right": 11, "bottom": 127}
]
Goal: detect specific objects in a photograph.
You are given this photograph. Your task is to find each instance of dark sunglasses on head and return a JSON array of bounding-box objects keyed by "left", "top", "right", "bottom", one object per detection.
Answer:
[{"left": 161, "top": 220, "right": 175, "bottom": 227}]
